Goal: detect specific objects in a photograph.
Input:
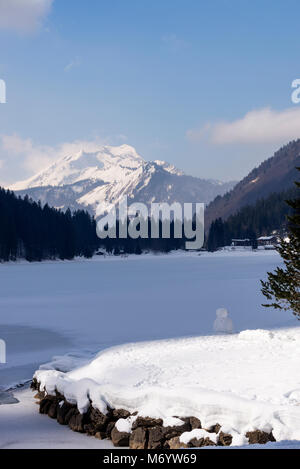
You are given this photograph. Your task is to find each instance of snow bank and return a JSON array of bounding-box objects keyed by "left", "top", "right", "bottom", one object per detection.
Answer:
[
  {"left": 35, "top": 327, "right": 300, "bottom": 445},
  {"left": 115, "top": 416, "right": 137, "bottom": 433},
  {"left": 238, "top": 329, "right": 274, "bottom": 341},
  {"left": 180, "top": 429, "right": 218, "bottom": 445}
]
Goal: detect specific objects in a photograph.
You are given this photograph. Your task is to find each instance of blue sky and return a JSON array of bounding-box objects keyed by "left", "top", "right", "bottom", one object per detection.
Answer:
[{"left": 1, "top": 0, "right": 300, "bottom": 185}]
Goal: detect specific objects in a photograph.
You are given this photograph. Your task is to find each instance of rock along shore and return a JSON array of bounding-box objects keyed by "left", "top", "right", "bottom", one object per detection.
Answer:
[{"left": 31, "top": 378, "right": 276, "bottom": 449}]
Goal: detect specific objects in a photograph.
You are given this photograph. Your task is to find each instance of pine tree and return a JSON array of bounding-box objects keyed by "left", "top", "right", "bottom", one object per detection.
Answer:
[
  {"left": 261, "top": 168, "right": 300, "bottom": 317},
  {"left": 207, "top": 218, "right": 225, "bottom": 251},
  {"left": 247, "top": 229, "right": 258, "bottom": 250},
  {"left": 0, "top": 188, "right": 100, "bottom": 262}
]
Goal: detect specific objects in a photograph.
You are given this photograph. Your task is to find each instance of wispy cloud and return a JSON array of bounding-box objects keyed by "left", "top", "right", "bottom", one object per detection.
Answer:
[
  {"left": 0, "top": 0, "right": 53, "bottom": 33},
  {"left": 0, "top": 133, "right": 130, "bottom": 186},
  {"left": 64, "top": 56, "right": 81, "bottom": 72},
  {"left": 1, "top": 134, "right": 106, "bottom": 175},
  {"left": 186, "top": 107, "right": 300, "bottom": 145},
  {"left": 1, "top": 134, "right": 59, "bottom": 173},
  {"left": 162, "top": 34, "right": 189, "bottom": 52}
]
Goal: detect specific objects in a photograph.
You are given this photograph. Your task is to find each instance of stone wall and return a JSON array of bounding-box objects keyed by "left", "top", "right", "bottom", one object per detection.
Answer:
[{"left": 31, "top": 379, "right": 276, "bottom": 449}]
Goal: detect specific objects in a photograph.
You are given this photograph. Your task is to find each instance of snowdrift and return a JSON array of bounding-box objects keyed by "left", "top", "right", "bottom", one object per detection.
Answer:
[{"left": 34, "top": 328, "right": 300, "bottom": 447}]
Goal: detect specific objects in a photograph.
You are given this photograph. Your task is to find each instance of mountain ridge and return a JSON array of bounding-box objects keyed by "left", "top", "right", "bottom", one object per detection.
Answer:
[
  {"left": 205, "top": 139, "right": 300, "bottom": 230},
  {"left": 11, "top": 143, "right": 236, "bottom": 218}
]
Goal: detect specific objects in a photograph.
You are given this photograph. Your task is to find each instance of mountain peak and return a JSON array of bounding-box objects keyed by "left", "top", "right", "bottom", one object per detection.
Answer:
[
  {"left": 11, "top": 143, "right": 235, "bottom": 218},
  {"left": 153, "top": 160, "right": 184, "bottom": 176},
  {"left": 10, "top": 144, "right": 144, "bottom": 191}
]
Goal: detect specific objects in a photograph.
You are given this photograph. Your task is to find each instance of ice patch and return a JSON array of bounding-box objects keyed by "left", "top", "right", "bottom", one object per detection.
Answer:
[{"left": 0, "top": 390, "right": 19, "bottom": 405}]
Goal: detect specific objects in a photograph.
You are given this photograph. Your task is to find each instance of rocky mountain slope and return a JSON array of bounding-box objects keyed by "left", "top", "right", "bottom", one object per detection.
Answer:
[{"left": 205, "top": 139, "right": 300, "bottom": 229}]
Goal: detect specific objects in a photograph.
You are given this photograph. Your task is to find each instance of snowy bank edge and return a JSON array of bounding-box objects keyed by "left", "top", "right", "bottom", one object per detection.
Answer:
[{"left": 31, "top": 380, "right": 277, "bottom": 449}]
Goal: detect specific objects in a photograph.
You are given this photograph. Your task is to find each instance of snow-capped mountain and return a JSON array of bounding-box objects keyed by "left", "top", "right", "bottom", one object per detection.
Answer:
[{"left": 11, "top": 144, "right": 236, "bottom": 218}]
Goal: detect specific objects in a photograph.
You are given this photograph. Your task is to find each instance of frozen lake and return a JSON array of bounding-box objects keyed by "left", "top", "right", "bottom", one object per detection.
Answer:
[{"left": 0, "top": 251, "right": 297, "bottom": 390}]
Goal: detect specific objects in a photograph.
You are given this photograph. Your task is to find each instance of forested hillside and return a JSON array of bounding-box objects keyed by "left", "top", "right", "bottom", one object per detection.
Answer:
[
  {"left": 1, "top": 182, "right": 297, "bottom": 260},
  {"left": 0, "top": 188, "right": 193, "bottom": 260},
  {"left": 206, "top": 186, "right": 297, "bottom": 251},
  {"left": 205, "top": 140, "right": 300, "bottom": 229},
  {"left": 0, "top": 188, "right": 98, "bottom": 261}
]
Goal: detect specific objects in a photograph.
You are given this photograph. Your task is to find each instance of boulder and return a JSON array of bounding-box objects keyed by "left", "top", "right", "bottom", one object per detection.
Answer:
[
  {"left": 112, "top": 408, "right": 131, "bottom": 420},
  {"left": 95, "top": 431, "right": 107, "bottom": 440},
  {"left": 218, "top": 431, "right": 232, "bottom": 446},
  {"left": 68, "top": 411, "right": 86, "bottom": 433},
  {"left": 189, "top": 437, "right": 216, "bottom": 447},
  {"left": 106, "top": 421, "right": 115, "bottom": 439},
  {"left": 31, "top": 378, "right": 39, "bottom": 390},
  {"left": 246, "top": 430, "right": 275, "bottom": 445},
  {"left": 168, "top": 437, "right": 189, "bottom": 449},
  {"left": 206, "top": 423, "right": 221, "bottom": 434},
  {"left": 39, "top": 397, "right": 53, "bottom": 415},
  {"left": 90, "top": 407, "right": 109, "bottom": 431},
  {"left": 34, "top": 391, "right": 45, "bottom": 402},
  {"left": 111, "top": 426, "right": 130, "bottom": 447},
  {"left": 57, "top": 402, "right": 76, "bottom": 425},
  {"left": 64, "top": 407, "right": 78, "bottom": 426},
  {"left": 189, "top": 417, "right": 201, "bottom": 430},
  {"left": 129, "top": 427, "right": 148, "bottom": 449},
  {"left": 55, "top": 391, "right": 65, "bottom": 401},
  {"left": 148, "top": 426, "right": 165, "bottom": 449},
  {"left": 163, "top": 421, "right": 191, "bottom": 440},
  {"left": 48, "top": 402, "right": 58, "bottom": 419},
  {"left": 132, "top": 416, "right": 163, "bottom": 429},
  {"left": 179, "top": 416, "right": 201, "bottom": 429},
  {"left": 84, "top": 423, "right": 96, "bottom": 435}
]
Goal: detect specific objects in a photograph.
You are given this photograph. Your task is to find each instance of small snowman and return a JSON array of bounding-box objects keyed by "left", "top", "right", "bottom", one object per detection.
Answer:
[{"left": 213, "top": 308, "right": 233, "bottom": 334}]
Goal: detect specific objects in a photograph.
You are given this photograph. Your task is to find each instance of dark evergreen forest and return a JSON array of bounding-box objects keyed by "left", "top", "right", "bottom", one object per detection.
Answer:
[
  {"left": 0, "top": 188, "right": 98, "bottom": 261},
  {"left": 0, "top": 185, "right": 296, "bottom": 261},
  {"left": 0, "top": 188, "right": 188, "bottom": 261},
  {"left": 206, "top": 187, "right": 297, "bottom": 251}
]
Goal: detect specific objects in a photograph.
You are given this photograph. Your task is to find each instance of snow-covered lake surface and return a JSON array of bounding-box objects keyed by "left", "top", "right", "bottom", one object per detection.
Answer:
[
  {"left": 0, "top": 387, "right": 114, "bottom": 449},
  {"left": 0, "top": 250, "right": 295, "bottom": 391},
  {"left": 1, "top": 250, "right": 300, "bottom": 448}
]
